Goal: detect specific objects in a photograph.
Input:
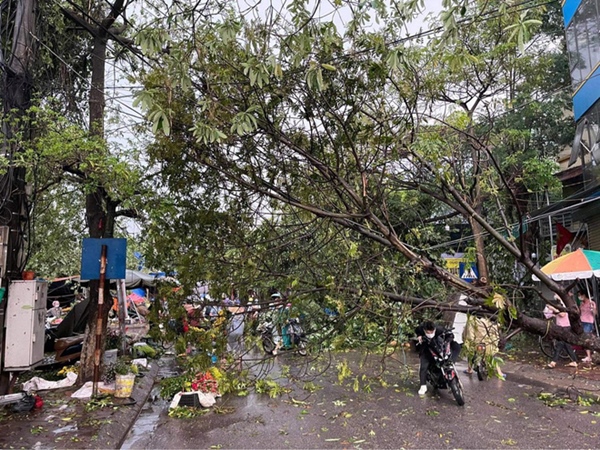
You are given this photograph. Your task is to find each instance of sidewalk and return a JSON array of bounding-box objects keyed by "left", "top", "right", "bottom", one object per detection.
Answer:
[
  {"left": 502, "top": 351, "right": 600, "bottom": 397},
  {"left": 0, "top": 362, "right": 158, "bottom": 450}
]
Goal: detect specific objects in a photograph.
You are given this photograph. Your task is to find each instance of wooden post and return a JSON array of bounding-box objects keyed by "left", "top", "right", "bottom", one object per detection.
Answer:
[
  {"left": 92, "top": 245, "right": 107, "bottom": 398},
  {"left": 116, "top": 279, "right": 127, "bottom": 355}
]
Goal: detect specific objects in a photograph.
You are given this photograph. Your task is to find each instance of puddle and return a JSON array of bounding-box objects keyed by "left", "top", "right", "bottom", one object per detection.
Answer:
[
  {"left": 120, "top": 384, "right": 167, "bottom": 449},
  {"left": 120, "top": 404, "right": 165, "bottom": 449},
  {"left": 120, "top": 356, "right": 179, "bottom": 448}
]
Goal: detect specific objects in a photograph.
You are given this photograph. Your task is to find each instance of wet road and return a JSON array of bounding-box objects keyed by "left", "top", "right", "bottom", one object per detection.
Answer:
[{"left": 121, "top": 349, "right": 600, "bottom": 449}]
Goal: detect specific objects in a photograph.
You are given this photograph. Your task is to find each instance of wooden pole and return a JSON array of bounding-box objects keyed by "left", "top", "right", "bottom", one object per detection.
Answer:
[
  {"left": 92, "top": 244, "right": 107, "bottom": 398},
  {"left": 116, "top": 279, "right": 127, "bottom": 355}
]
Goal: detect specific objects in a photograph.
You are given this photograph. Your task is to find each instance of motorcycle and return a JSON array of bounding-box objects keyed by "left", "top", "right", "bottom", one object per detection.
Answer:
[
  {"left": 285, "top": 317, "right": 308, "bottom": 356},
  {"left": 257, "top": 318, "right": 308, "bottom": 356},
  {"left": 423, "top": 329, "right": 465, "bottom": 406},
  {"left": 257, "top": 321, "right": 276, "bottom": 354}
]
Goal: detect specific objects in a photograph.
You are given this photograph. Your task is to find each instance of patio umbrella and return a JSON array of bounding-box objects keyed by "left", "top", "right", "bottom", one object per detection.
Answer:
[{"left": 533, "top": 248, "right": 600, "bottom": 281}]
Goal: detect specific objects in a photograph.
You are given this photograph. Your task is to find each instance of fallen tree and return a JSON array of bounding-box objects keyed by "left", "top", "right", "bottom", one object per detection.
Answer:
[{"left": 132, "top": 1, "right": 593, "bottom": 349}]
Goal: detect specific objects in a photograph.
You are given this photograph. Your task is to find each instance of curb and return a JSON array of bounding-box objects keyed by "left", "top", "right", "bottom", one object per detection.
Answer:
[
  {"left": 95, "top": 362, "right": 159, "bottom": 449},
  {"left": 503, "top": 360, "right": 600, "bottom": 396}
]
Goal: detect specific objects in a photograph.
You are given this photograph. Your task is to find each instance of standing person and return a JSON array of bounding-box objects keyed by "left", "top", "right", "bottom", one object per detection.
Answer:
[
  {"left": 203, "top": 297, "right": 218, "bottom": 323},
  {"left": 280, "top": 302, "right": 293, "bottom": 348},
  {"left": 462, "top": 315, "right": 506, "bottom": 380},
  {"left": 578, "top": 291, "right": 597, "bottom": 363},
  {"left": 545, "top": 294, "right": 578, "bottom": 369},
  {"left": 264, "top": 292, "right": 285, "bottom": 354},
  {"left": 226, "top": 303, "right": 246, "bottom": 369},
  {"left": 246, "top": 289, "right": 261, "bottom": 336},
  {"left": 451, "top": 297, "right": 469, "bottom": 354}
]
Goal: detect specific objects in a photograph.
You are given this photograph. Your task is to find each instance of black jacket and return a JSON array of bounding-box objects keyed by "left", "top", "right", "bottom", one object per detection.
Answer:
[{"left": 415, "top": 324, "right": 453, "bottom": 353}]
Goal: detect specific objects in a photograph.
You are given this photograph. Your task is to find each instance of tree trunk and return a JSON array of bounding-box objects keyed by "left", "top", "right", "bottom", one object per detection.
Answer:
[
  {"left": 469, "top": 217, "right": 489, "bottom": 283},
  {"left": 78, "top": 34, "right": 112, "bottom": 383},
  {"left": 517, "top": 313, "right": 598, "bottom": 350}
]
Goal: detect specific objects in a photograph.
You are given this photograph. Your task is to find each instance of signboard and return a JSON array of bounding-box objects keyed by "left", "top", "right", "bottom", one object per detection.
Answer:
[
  {"left": 459, "top": 262, "right": 479, "bottom": 283},
  {"left": 80, "top": 238, "right": 127, "bottom": 280}
]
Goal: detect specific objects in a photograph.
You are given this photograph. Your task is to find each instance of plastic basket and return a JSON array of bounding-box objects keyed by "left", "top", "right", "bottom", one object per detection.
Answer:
[{"left": 177, "top": 392, "right": 201, "bottom": 408}]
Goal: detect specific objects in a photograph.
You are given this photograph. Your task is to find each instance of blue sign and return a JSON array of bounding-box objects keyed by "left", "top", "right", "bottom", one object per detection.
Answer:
[
  {"left": 81, "top": 238, "right": 127, "bottom": 280},
  {"left": 459, "top": 262, "right": 479, "bottom": 283}
]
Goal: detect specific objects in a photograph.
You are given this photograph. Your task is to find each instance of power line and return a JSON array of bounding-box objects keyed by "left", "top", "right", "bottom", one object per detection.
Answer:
[
  {"left": 328, "top": 0, "right": 559, "bottom": 63},
  {"left": 29, "top": 32, "right": 146, "bottom": 123}
]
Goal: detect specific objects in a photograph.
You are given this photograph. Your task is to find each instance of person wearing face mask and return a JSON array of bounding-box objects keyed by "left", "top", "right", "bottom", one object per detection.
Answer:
[{"left": 414, "top": 320, "right": 456, "bottom": 396}]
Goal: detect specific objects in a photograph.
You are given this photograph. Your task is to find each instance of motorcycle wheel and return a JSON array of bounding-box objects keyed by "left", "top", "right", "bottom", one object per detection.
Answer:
[
  {"left": 476, "top": 358, "right": 488, "bottom": 381},
  {"left": 449, "top": 376, "right": 465, "bottom": 406},
  {"left": 262, "top": 337, "right": 275, "bottom": 355},
  {"left": 297, "top": 340, "right": 308, "bottom": 356}
]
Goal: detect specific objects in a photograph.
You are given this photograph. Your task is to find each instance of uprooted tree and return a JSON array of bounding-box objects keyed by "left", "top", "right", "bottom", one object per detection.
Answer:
[{"left": 128, "top": 0, "right": 600, "bottom": 349}]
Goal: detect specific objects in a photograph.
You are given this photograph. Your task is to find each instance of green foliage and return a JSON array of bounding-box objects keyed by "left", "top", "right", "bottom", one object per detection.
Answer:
[
  {"left": 254, "top": 378, "right": 291, "bottom": 398},
  {"left": 504, "top": 11, "right": 543, "bottom": 52},
  {"left": 16, "top": 0, "right": 569, "bottom": 358},
  {"left": 132, "top": 344, "right": 158, "bottom": 359},
  {"left": 538, "top": 392, "right": 569, "bottom": 407},
  {"left": 160, "top": 375, "right": 189, "bottom": 400},
  {"left": 168, "top": 406, "right": 209, "bottom": 419},
  {"left": 103, "top": 363, "right": 117, "bottom": 384},
  {"left": 12, "top": 103, "right": 152, "bottom": 278},
  {"left": 336, "top": 360, "right": 352, "bottom": 384},
  {"left": 85, "top": 396, "right": 114, "bottom": 412},
  {"left": 114, "top": 359, "right": 138, "bottom": 376}
]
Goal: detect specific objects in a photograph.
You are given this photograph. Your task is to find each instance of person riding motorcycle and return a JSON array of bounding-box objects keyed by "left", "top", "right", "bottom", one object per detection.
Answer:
[{"left": 415, "top": 320, "right": 459, "bottom": 396}]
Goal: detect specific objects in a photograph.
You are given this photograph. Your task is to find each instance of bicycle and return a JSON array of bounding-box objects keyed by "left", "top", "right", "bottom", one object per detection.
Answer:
[{"left": 538, "top": 334, "right": 571, "bottom": 360}]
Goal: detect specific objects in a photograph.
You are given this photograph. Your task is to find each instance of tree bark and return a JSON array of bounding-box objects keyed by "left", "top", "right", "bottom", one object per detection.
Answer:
[
  {"left": 469, "top": 216, "right": 489, "bottom": 283},
  {"left": 76, "top": 7, "right": 124, "bottom": 381}
]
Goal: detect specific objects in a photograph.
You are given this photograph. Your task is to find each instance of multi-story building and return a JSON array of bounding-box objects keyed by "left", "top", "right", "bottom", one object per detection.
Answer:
[{"left": 545, "top": 0, "right": 600, "bottom": 250}]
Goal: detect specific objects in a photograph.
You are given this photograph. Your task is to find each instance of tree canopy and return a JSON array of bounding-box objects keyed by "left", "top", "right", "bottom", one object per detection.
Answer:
[{"left": 119, "top": 0, "right": 592, "bottom": 348}]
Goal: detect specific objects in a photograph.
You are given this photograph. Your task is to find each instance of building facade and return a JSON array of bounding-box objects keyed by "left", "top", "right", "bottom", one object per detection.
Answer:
[{"left": 559, "top": 0, "right": 600, "bottom": 249}]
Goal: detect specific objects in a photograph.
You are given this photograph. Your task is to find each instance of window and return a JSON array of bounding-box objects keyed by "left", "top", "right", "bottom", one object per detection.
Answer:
[
  {"left": 582, "top": 1, "right": 599, "bottom": 75},
  {"left": 566, "top": 25, "right": 582, "bottom": 87}
]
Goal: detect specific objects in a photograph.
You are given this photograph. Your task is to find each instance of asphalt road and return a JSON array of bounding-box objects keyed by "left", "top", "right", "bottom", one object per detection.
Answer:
[{"left": 121, "top": 349, "right": 600, "bottom": 449}]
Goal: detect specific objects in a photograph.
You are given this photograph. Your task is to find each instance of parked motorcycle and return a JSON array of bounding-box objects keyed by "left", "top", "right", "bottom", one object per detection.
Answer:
[
  {"left": 257, "top": 321, "right": 276, "bottom": 354},
  {"left": 257, "top": 318, "right": 308, "bottom": 356},
  {"left": 285, "top": 317, "right": 308, "bottom": 356},
  {"left": 424, "top": 328, "right": 465, "bottom": 406}
]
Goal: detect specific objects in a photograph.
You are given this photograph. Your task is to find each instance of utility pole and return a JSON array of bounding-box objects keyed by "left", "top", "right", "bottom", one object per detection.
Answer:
[{"left": 0, "top": 0, "right": 38, "bottom": 394}]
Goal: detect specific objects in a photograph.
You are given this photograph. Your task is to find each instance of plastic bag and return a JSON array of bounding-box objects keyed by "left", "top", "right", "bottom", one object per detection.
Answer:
[{"left": 12, "top": 394, "right": 35, "bottom": 413}]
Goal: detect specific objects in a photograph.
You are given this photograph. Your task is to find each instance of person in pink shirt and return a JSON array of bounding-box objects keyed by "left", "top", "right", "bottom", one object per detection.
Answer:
[
  {"left": 578, "top": 291, "right": 597, "bottom": 363},
  {"left": 546, "top": 294, "right": 578, "bottom": 369}
]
